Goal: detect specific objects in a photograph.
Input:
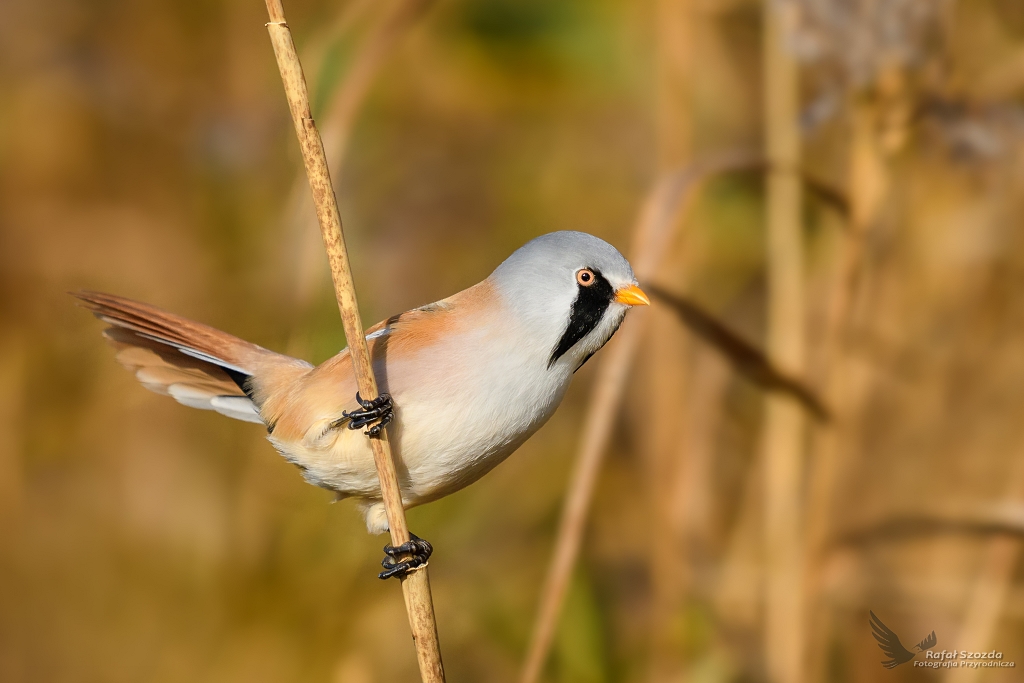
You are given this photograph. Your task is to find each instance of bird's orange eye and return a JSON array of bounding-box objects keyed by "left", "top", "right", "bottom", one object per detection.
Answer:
[{"left": 576, "top": 269, "right": 595, "bottom": 286}]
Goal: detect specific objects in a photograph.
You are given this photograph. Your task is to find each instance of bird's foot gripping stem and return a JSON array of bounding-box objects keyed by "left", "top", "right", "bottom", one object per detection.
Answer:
[
  {"left": 379, "top": 533, "right": 433, "bottom": 580},
  {"left": 340, "top": 392, "right": 394, "bottom": 437}
]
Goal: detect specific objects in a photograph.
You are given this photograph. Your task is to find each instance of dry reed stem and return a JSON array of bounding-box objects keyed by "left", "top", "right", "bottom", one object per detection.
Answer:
[
  {"left": 654, "top": 0, "right": 693, "bottom": 167},
  {"left": 762, "top": 1, "right": 806, "bottom": 682},
  {"left": 519, "top": 152, "right": 757, "bottom": 683},
  {"left": 263, "top": 2, "right": 444, "bottom": 680},
  {"left": 646, "top": 3, "right": 694, "bottom": 674}
]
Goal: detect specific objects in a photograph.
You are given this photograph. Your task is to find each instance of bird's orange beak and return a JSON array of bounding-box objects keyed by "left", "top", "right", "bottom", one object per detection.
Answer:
[{"left": 614, "top": 283, "right": 650, "bottom": 307}]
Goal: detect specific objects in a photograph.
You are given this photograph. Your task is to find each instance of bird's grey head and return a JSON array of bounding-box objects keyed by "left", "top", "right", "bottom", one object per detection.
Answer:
[{"left": 488, "top": 231, "right": 649, "bottom": 373}]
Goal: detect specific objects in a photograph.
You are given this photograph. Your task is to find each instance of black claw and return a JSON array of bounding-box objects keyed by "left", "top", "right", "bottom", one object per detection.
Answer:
[
  {"left": 378, "top": 533, "right": 433, "bottom": 580},
  {"left": 384, "top": 534, "right": 433, "bottom": 559},
  {"left": 341, "top": 392, "right": 394, "bottom": 437}
]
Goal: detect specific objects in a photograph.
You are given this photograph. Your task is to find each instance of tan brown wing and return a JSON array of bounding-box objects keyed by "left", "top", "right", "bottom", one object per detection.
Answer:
[{"left": 74, "top": 291, "right": 309, "bottom": 424}]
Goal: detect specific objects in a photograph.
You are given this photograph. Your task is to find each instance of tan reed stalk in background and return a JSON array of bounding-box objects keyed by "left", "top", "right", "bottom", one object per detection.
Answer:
[
  {"left": 761, "top": 1, "right": 806, "bottom": 682},
  {"left": 284, "top": 0, "right": 433, "bottom": 355},
  {"left": 645, "top": 1, "right": 694, "bottom": 678},
  {"left": 262, "top": 2, "right": 444, "bottom": 680},
  {"left": 519, "top": 152, "right": 756, "bottom": 683}
]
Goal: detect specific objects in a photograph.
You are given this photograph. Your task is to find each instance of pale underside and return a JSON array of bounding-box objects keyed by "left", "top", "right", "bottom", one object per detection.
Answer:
[{"left": 255, "top": 282, "right": 574, "bottom": 533}]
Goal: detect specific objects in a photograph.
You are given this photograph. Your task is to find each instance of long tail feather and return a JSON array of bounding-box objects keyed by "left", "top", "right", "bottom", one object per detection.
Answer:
[{"left": 74, "top": 291, "right": 309, "bottom": 425}]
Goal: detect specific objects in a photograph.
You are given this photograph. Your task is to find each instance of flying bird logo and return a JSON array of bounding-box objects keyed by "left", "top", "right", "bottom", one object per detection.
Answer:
[{"left": 869, "top": 611, "right": 938, "bottom": 668}]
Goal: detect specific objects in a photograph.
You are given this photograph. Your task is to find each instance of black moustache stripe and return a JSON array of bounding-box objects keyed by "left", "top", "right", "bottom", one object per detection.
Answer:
[
  {"left": 573, "top": 313, "right": 623, "bottom": 373},
  {"left": 548, "top": 269, "right": 615, "bottom": 368}
]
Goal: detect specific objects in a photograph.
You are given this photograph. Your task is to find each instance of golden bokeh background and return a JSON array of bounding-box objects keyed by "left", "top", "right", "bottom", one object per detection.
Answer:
[{"left": 2, "top": 0, "right": 1024, "bottom": 681}]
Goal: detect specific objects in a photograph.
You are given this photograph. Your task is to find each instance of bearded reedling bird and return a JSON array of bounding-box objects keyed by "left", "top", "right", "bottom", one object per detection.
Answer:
[{"left": 76, "top": 231, "right": 649, "bottom": 578}]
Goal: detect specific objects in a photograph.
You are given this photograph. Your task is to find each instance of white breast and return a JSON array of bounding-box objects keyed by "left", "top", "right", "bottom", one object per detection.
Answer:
[
  {"left": 383, "top": 322, "right": 573, "bottom": 504},
  {"left": 266, "top": 280, "right": 581, "bottom": 509}
]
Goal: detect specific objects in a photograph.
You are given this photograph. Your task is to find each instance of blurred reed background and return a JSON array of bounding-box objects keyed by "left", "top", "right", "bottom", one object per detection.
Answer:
[{"left": 2, "top": 0, "right": 1024, "bottom": 681}]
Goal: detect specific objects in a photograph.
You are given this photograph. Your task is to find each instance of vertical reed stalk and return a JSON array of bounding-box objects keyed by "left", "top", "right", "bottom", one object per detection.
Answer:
[
  {"left": 654, "top": 0, "right": 693, "bottom": 168},
  {"left": 263, "top": 2, "right": 444, "bottom": 680},
  {"left": 761, "top": 2, "right": 805, "bottom": 682},
  {"left": 646, "top": 1, "right": 694, "bottom": 678}
]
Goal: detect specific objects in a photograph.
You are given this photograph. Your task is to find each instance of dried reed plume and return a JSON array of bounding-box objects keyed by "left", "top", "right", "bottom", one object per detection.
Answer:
[{"left": 774, "top": 0, "right": 951, "bottom": 86}]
